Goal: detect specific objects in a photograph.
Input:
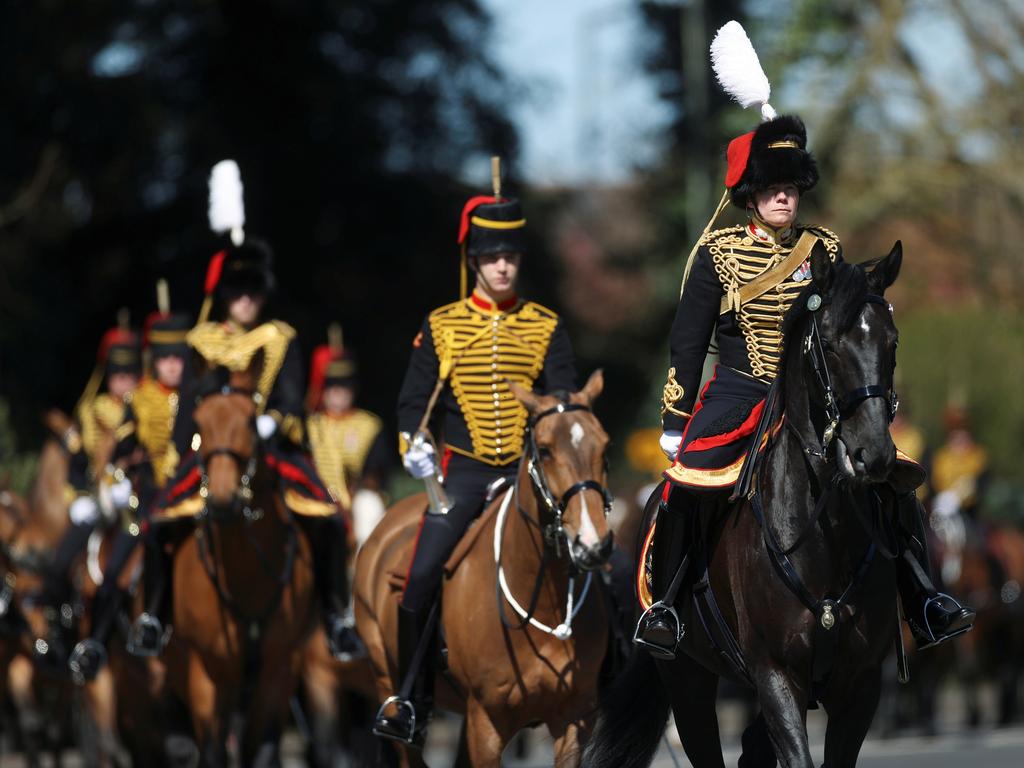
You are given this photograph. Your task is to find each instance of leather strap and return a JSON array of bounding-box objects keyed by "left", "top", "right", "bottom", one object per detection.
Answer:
[{"left": 720, "top": 231, "right": 820, "bottom": 315}]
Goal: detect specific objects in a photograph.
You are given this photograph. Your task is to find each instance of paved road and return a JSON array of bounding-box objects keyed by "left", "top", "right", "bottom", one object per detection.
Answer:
[{"left": 663, "top": 726, "right": 1024, "bottom": 768}]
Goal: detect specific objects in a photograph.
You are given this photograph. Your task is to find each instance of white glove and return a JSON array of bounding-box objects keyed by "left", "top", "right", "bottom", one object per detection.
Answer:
[
  {"left": 403, "top": 443, "right": 437, "bottom": 480},
  {"left": 256, "top": 414, "right": 279, "bottom": 440},
  {"left": 69, "top": 496, "right": 100, "bottom": 525},
  {"left": 110, "top": 478, "right": 133, "bottom": 509},
  {"left": 659, "top": 430, "right": 683, "bottom": 461}
]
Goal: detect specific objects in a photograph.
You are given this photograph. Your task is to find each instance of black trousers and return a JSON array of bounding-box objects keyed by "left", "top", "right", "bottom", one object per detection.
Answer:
[{"left": 400, "top": 453, "right": 515, "bottom": 613}]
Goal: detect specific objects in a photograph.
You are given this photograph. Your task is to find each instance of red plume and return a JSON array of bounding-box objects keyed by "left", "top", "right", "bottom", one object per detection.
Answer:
[
  {"left": 306, "top": 344, "right": 335, "bottom": 410},
  {"left": 97, "top": 328, "right": 137, "bottom": 362},
  {"left": 725, "top": 131, "right": 755, "bottom": 188},
  {"left": 204, "top": 251, "right": 227, "bottom": 295},
  {"left": 458, "top": 195, "right": 498, "bottom": 244}
]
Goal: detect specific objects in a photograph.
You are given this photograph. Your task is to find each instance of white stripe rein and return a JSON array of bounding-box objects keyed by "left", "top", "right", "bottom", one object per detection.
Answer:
[{"left": 493, "top": 487, "right": 592, "bottom": 640}]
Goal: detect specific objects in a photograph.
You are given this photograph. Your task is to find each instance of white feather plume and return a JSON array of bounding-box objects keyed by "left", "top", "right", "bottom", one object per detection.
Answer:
[
  {"left": 710, "top": 21, "right": 776, "bottom": 121},
  {"left": 208, "top": 159, "right": 245, "bottom": 245}
]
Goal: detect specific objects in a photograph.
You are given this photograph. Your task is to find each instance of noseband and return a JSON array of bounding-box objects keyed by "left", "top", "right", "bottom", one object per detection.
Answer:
[
  {"left": 195, "top": 385, "right": 262, "bottom": 522},
  {"left": 523, "top": 402, "right": 613, "bottom": 560},
  {"left": 803, "top": 292, "right": 899, "bottom": 456}
]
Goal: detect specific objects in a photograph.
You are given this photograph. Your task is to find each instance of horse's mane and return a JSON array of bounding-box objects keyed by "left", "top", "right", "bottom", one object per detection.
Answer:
[
  {"left": 769, "top": 259, "right": 871, "bottom": 428},
  {"left": 781, "top": 259, "right": 870, "bottom": 339}
]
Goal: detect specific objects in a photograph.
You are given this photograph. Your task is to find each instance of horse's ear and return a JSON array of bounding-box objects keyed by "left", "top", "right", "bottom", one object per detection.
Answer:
[
  {"left": 864, "top": 240, "right": 902, "bottom": 295},
  {"left": 572, "top": 369, "right": 604, "bottom": 408},
  {"left": 508, "top": 379, "right": 543, "bottom": 415},
  {"left": 810, "top": 239, "right": 834, "bottom": 292}
]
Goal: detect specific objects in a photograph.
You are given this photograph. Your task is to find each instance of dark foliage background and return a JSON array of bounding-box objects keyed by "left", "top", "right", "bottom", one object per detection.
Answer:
[{"left": 0, "top": 0, "right": 527, "bottom": 449}]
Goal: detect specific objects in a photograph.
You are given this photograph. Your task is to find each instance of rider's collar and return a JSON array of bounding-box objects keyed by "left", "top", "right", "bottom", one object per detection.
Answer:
[
  {"left": 749, "top": 214, "right": 796, "bottom": 246},
  {"left": 222, "top": 319, "right": 252, "bottom": 334},
  {"left": 469, "top": 290, "right": 519, "bottom": 314}
]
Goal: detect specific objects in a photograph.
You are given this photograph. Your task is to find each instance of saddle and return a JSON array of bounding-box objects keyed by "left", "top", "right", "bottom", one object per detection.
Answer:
[{"left": 385, "top": 498, "right": 503, "bottom": 593}]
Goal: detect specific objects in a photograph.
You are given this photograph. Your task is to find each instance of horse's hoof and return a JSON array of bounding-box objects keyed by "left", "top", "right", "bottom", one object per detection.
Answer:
[
  {"left": 68, "top": 638, "right": 107, "bottom": 685},
  {"left": 165, "top": 734, "right": 200, "bottom": 768}
]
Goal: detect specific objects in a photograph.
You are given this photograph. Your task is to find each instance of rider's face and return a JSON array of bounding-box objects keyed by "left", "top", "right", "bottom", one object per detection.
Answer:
[
  {"left": 752, "top": 184, "right": 800, "bottom": 229},
  {"left": 154, "top": 354, "right": 185, "bottom": 389},
  {"left": 227, "top": 292, "right": 265, "bottom": 327},
  {"left": 107, "top": 372, "right": 138, "bottom": 399},
  {"left": 321, "top": 385, "right": 354, "bottom": 415},
  {"left": 474, "top": 252, "right": 521, "bottom": 297}
]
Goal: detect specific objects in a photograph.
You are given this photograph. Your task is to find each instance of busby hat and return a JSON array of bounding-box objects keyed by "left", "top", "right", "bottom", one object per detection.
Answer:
[
  {"left": 100, "top": 327, "right": 142, "bottom": 376},
  {"left": 709, "top": 22, "right": 819, "bottom": 208},
  {"left": 145, "top": 313, "right": 191, "bottom": 359},
  {"left": 459, "top": 198, "right": 527, "bottom": 259},
  {"left": 307, "top": 324, "right": 356, "bottom": 410},
  {"left": 197, "top": 160, "right": 276, "bottom": 323},
  {"left": 454, "top": 157, "right": 526, "bottom": 298},
  {"left": 726, "top": 115, "right": 818, "bottom": 208}
]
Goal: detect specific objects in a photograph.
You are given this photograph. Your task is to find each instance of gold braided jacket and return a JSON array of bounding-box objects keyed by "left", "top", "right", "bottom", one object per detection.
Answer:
[
  {"left": 186, "top": 320, "right": 296, "bottom": 411},
  {"left": 306, "top": 409, "right": 383, "bottom": 508},
  {"left": 705, "top": 223, "right": 841, "bottom": 381},
  {"left": 430, "top": 298, "right": 560, "bottom": 466},
  {"left": 78, "top": 392, "right": 130, "bottom": 467},
  {"left": 128, "top": 378, "right": 180, "bottom": 488}
]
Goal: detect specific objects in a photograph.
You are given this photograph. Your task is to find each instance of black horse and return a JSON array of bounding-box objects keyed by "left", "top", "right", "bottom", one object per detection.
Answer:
[{"left": 585, "top": 243, "right": 910, "bottom": 768}]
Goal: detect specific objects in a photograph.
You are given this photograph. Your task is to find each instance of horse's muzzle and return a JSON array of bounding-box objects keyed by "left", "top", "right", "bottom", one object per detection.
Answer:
[
  {"left": 837, "top": 438, "right": 895, "bottom": 484},
  {"left": 571, "top": 531, "right": 614, "bottom": 572}
]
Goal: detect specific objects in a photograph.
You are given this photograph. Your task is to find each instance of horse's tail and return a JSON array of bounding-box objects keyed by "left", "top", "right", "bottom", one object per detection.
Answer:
[{"left": 582, "top": 650, "right": 669, "bottom": 768}]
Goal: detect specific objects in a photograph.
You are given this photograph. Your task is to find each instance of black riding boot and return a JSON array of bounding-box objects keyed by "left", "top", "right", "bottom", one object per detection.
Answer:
[
  {"left": 127, "top": 532, "right": 170, "bottom": 657},
  {"left": 297, "top": 515, "right": 364, "bottom": 660},
  {"left": 69, "top": 529, "right": 140, "bottom": 683},
  {"left": 373, "top": 602, "right": 438, "bottom": 748},
  {"left": 36, "top": 519, "right": 95, "bottom": 667},
  {"left": 635, "top": 488, "right": 692, "bottom": 659},
  {"left": 895, "top": 493, "right": 975, "bottom": 649}
]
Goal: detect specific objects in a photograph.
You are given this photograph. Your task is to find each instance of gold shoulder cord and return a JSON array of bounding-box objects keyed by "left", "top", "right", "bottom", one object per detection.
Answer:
[{"left": 186, "top": 321, "right": 295, "bottom": 411}]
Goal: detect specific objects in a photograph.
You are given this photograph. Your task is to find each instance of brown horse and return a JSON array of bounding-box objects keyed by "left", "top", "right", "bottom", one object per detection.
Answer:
[
  {"left": 160, "top": 359, "right": 316, "bottom": 766},
  {"left": 930, "top": 505, "right": 1024, "bottom": 727},
  {"left": 160, "top": 360, "right": 315, "bottom": 768},
  {"left": 0, "top": 489, "right": 76, "bottom": 767},
  {"left": 355, "top": 371, "right": 613, "bottom": 767}
]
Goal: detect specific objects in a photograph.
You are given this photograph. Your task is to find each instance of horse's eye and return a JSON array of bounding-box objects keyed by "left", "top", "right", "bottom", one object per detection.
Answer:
[{"left": 538, "top": 446, "right": 552, "bottom": 460}]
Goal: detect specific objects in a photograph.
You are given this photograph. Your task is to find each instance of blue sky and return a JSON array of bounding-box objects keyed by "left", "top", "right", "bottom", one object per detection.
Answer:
[{"left": 481, "top": 0, "right": 670, "bottom": 186}]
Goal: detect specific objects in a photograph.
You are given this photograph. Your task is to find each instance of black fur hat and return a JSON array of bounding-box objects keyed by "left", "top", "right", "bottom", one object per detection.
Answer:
[
  {"left": 463, "top": 199, "right": 527, "bottom": 258},
  {"left": 728, "top": 115, "right": 819, "bottom": 209},
  {"left": 215, "top": 238, "right": 276, "bottom": 298}
]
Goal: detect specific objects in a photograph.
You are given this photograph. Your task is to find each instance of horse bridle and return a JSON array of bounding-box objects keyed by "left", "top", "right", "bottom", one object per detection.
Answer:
[
  {"left": 194, "top": 385, "right": 262, "bottom": 522},
  {"left": 803, "top": 292, "right": 899, "bottom": 456},
  {"left": 522, "top": 402, "right": 613, "bottom": 561}
]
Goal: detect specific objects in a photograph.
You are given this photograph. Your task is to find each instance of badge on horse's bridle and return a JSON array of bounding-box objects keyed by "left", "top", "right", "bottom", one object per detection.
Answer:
[{"left": 821, "top": 603, "right": 836, "bottom": 630}]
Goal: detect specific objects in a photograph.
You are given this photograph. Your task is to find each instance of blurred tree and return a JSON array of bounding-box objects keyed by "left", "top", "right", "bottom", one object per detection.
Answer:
[{"left": 0, "top": 0, "right": 517, "bottom": 450}]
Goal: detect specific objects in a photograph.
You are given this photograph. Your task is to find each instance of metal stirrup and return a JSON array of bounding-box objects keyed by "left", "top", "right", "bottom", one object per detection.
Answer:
[{"left": 373, "top": 696, "right": 418, "bottom": 744}]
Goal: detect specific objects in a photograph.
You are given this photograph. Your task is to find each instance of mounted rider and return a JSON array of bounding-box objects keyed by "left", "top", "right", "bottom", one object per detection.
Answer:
[
  {"left": 306, "top": 324, "right": 391, "bottom": 548},
  {"left": 67, "top": 286, "right": 191, "bottom": 682},
  {"left": 129, "top": 160, "right": 360, "bottom": 661},
  {"left": 634, "top": 30, "right": 974, "bottom": 658},
  {"left": 38, "top": 318, "right": 141, "bottom": 655},
  {"left": 373, "top": 165, "right": 577, "bottom": 746}
]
